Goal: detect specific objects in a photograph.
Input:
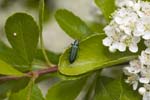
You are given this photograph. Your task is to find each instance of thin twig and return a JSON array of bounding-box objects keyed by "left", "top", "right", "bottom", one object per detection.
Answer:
[{"left": 0, "top": 66, "right": 58, "bottom": 82}]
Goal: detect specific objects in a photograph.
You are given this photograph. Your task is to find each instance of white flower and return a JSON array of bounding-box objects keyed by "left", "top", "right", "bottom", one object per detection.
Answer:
[
  {"left": 144, "top": 40, "right": 150, "bottom": 47},
  {"left": 133, "top": 80, "right": 139, "bottom": 90},
  {"left": 103, "top": 20, "right": 140, "bottom": 52},
  {"left": 115, "top": 0, "right": 136, "bottom": 8},
  {"left": 133, "top": 1, "right": 141, "bottom": 12},
  {"left": 133, "top": 20, "right": 145, "bottom": 36},
  {"left": 139, "top": 78, "right": 150, "bottom": 84},
  {"left": 104, "top": 21, "right": 121, "bottom": 37},
  {"left": 143, "top": 92, "right": 150, "bottom": 100},
  {"left": 113, "top": 8, "right": 138, "bottom": 35},
  {"left": 139, "top": 48, "right": 150, "bottom": 65},
  {"left": 134, "top": 17, "right": 150, "bottom": 39},
  {"left": 125, "top": 74, "right": 139, "bottom": 90},
  {"left": 123, "top": 59, "right": 142, "bottom": 90},
  {"left": 140, "top": 1, "right": 150, "bottom": 17},
  {"left": 115, "top": 0, "right": 150, "bottom": 99},
  {"left": 124, "top": 49, "right": 150, "bottom": 99},
  {"left": 103, "top": 37, "right": 112, "bottom": 47},
  {"left": 103, "top": 0, "right": 150, "bottom": 54},
  {"left": 139, "top": 66, "right": 150, "bottom": 84},
  {"left": 103, "top": 21, "right": 125, "bottom": 52},
  {"left": 142, "top": 84, "right": 150, "bottom": 100},
  {"left": 144, "top": 84, "right": 150, "bottom": 91},
  {"left": 103, "top": 34, "right": 140, "bottom": 52},
  {"left": 124, "top": 59, "right": 142, "bottom": 74},
  {"left": 120, "top": 35, "right": 140, "bottom": 52},
  {"left": 139, "top": 87, "right": 146, "bottom": 95},
  {"left": 124, "top": 58, "right": 150, "bottom": 95}
]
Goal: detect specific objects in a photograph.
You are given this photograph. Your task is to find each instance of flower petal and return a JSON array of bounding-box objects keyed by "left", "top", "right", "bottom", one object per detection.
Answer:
[
  {"left": 139, "top": 78, "right": 150, "bottom": 84},
  {"left": 118, "top": 43, "right": 126, "bottom": 52},
  {"left": 144, "top": 40, "right": 150, "bottom": 47},
  {"left": 138, "top": 87, "right": 146, "bottom": 95},
  {"left": 143, "top": 92, "right": 150, "bottom": 100},
  {"left": 103, "top": 37, "right": 112, "bottom": 46},
  {"left": 143, "top": 32, "right": 150, "bottom": 40},
  {"left": 133, "top": 81, "right": 138, "bottom": 90},
  {"left": 129, "top": 44, "right": 138, "bottom": 53}
]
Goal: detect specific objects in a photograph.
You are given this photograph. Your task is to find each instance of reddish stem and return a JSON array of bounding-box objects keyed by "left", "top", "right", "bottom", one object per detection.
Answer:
[{"left": 0, "top": 66, "right": 58, "bottom": 82}]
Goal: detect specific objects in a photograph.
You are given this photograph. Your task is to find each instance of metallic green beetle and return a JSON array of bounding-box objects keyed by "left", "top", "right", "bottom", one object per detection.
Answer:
[{"left": 69, "top": 40, "right": 79, "bottom": 63}]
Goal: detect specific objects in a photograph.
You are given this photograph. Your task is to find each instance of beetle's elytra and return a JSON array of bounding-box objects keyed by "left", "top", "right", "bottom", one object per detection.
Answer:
[{"left": 69, "top": 40, "right": 79, "bottom": 63}]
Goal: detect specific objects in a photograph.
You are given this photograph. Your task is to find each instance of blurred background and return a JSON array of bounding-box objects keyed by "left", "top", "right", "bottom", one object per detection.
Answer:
[
  {"left": 0, "top": 0, "right": 107, "bottom": 98},
  {"left": 0, "top": 0, "right": 104, "bottom": 53}
]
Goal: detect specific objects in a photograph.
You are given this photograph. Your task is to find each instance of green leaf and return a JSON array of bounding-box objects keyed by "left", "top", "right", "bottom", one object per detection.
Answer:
[
  {"left": 38, "top": 0, "right": 53, "bottom": 66},
  {"left": 5, "top": 13, "right": 39, "bottom": 65},
  {"left": 35, "top": 72, "right": 58, "bottom": 83},
  {"left": 0, "top": 60, "right": 23, "bottom": 76},
  {"left": 0, "top": 41, "right": 24, "bottom": 65},
  {"left": 55, "top": 9, "right": 93, "bottom": 39},
  {"left": 142, "top": 0, "right": 150, "bottom": 1},
  {"left": 9, "top": 79, "right": 44, "bottom": 100},
  {"left": 39, "top": 0, "right": 44, "bottom": 32},
  {"left": 35, "top": 49, "right": 60, "bottom": 64},
  {"left": 0, "top": 41, "right": 59, "bottom": 71},
  {"left": 77, "top": 72, "right": 99, "bottom": 100},
  {"left": 46, "top": 77, "right": 87, "bottom": 100},
  {"left": 59, "top": 34, "right": 141, "bottom": 76},
  {"left": 0, "top": 41, "right": 30, "bottom": 71},
  {"left": 90, "top": 23, "right": 105, "bottom": 33},
  {"left": 57, "top": 71, "right": 91, "bottom": 80},
  {"left": 95, "top": 0, "right": 116, "bottom": 22},
  {"left": 0, "top": 78, "right": 29, "bottom": 98},
  {"left": 94, "top": 76, "right": 141, "bottom": 100},
  {"left": 36, "top": 70, "right": 90, "bottom": 82},
  {"left": 25, "top": 0, "right": 52, "bottom": 22},
  {"left": 0, "top": 94, "right": 6, "bottom": 100}
]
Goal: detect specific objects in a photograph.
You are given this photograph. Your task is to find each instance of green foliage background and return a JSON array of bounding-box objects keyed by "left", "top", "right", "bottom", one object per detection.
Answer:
[{"left": 0, "top": 0, "right": 146, "bottom": 100}]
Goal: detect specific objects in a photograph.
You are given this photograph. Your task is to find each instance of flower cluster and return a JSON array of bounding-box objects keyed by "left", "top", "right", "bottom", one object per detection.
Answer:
[
  {"left": 102, "top": 0, "right": 150, "bottom": 100},
  {"left": 123, "top": 50, "right": 150, "bottom": 100},
  {"left": 103, "top": 0, "right": 150, "bottom": 53}
]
